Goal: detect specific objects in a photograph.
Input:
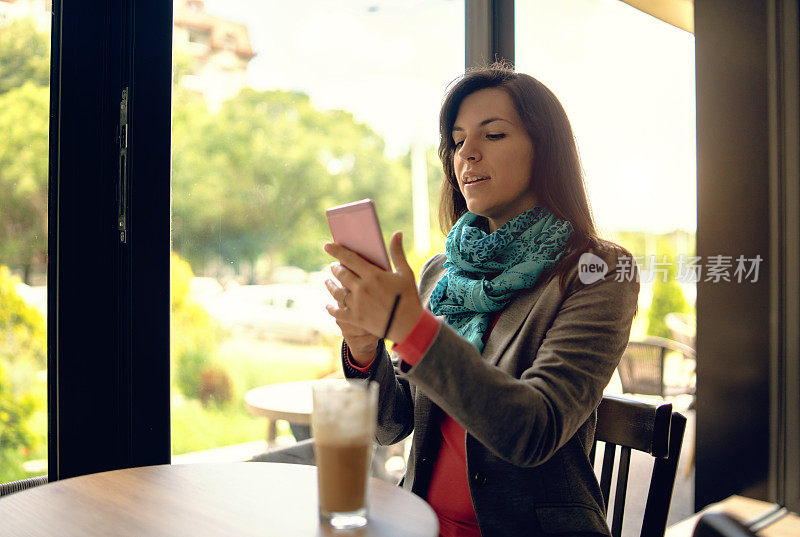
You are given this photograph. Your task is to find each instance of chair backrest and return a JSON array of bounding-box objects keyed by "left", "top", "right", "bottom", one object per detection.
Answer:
[
  {"left": 692, "top": 513, "right": 758, "bottom": 537},
  {"left": 593, "top": 395, "right": 687, "bottom": 537},
  {"left": 617, "top": 336, "right": 696, "bottom": 397},
  {"left": 0, "top": 475, "right": 49, "bottom": 497},
  {"left": 664, "top": 313, "right": 696, "bottom": 350}
]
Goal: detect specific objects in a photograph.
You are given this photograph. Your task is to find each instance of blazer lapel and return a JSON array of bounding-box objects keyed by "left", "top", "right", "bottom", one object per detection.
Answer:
[{"left": 482, "top": 283, "right": 547, "bottom": 366}]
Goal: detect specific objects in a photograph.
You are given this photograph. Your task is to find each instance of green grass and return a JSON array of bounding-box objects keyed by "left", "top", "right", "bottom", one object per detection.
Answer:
[
  {"left": 171, "top": 335, "right": 340, "bottom": 456},
  {"left": 217, "top": 337, "right": 339, "bottom": 402},
  {"left": 170, "top": 397, "right": 266, "bottom": 455}
]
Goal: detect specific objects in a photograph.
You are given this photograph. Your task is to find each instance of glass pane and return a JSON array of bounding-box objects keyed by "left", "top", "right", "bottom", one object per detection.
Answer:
[
  {"left": 170, "top": 0, "right": 463, "bottom": 473},
  {"left": 516, "top": 0, "right": 696, "bottom": 523},
  {"left": 0, "top": 0, "right": 51, "bottom": 483},
  {"left": 516, "top": 0, "right": 696, "bottom": 334}
]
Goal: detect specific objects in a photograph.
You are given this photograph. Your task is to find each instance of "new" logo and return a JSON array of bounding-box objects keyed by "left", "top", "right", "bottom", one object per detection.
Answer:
[{"left": 578, "top": 253, "right": 608, "bottom": 285}]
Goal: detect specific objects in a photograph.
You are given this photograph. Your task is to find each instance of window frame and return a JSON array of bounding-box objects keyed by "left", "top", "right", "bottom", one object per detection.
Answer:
[{"left": 47, "top": 0, "right": 172, "bottom": 480}]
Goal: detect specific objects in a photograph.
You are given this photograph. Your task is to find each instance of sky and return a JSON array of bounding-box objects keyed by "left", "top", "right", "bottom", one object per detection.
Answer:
[{"left": 200, "top": 0, "right": 696, "bottom": 233}]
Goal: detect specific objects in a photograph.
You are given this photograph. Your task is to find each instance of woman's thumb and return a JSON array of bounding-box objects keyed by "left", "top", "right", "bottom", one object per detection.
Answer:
[{"left": 389, "top": 231, "right": 410, "bottom": 274}]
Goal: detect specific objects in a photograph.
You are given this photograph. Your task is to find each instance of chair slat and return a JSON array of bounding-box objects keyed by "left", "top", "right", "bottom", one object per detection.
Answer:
[
  {"left": 610, "top": 446, "right": 632, "bottom": 537},
  {"left": 600, "top": 442, "right": 616, "bottom": 510}
]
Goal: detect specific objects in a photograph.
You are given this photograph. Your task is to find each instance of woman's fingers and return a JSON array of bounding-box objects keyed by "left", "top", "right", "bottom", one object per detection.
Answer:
[
  {"left": 324, "top": 278, "right": 348, "bottom": 306},
  {"left": 329, "top": 262, "right": 358, "bottom": 290},
  {"left": 324, "top": 242, "right": 377, "bottom": 278},
  {"left": 323, "top": 236, "right": 414, "bottom": 338}
]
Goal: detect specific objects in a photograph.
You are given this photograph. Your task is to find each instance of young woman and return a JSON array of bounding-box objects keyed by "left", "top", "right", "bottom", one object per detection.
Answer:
[{"left": 324, "top": 63, "right": 639, "bottom": 537}]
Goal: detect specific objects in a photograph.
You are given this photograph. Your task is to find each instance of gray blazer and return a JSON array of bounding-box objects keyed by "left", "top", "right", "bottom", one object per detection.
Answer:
[{"left": 343, "top": 244, "right": 639, "bottom": 536}]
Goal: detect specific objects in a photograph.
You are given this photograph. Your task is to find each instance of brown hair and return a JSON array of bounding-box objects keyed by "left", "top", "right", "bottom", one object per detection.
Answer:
[{"left": 438, "top": 62, "right": 600, "bottom": 287}]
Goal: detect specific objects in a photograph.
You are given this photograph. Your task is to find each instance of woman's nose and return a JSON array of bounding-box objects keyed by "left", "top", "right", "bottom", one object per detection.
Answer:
[{"left": 457, "top": 139, "right": 480, "bottom": 161}]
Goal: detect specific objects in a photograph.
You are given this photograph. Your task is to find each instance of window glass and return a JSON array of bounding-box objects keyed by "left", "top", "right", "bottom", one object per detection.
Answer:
[
  {"left": 0, "top": 0, "right": 51, "bottom": 483},
  {"left": 516, "top": 0, "right": 697, "bottom": 521},
  {"left": 170, "top": 0, "right": 463, "bottom": 472},
  {"left": 516, "top": 2, "right": 696, "bottom": 337}
]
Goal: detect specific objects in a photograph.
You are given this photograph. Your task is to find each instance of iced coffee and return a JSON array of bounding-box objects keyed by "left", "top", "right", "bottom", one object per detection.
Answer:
[{"left": 312, "top": 379, "right": 378, "bottom": 530}]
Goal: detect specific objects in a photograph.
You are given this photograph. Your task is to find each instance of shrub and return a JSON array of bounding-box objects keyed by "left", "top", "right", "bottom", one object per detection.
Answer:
[
  {"left": 0, "top": 265, "right": 43, "bottom": 481},
  {"left": 647, "top": 258, "right": 690, "bottom": 339},
  {"left": 171, "top": 253, "right": 220, "bottom": 398},
  {"left": 197, "top": 365, "right": 233, "bottom": 407},
  {"left": 0, "top": 266, "right": 45, "bottom": 369},
  {"left": 0, "top": 360, "right": 36, "bottom": 482}
]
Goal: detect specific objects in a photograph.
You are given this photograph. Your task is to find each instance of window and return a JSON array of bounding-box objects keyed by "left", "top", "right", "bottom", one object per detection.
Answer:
[
  {"left": 170, "top": 0, "right": 464, "bottom": 465},
  {"left": 516, "top": 0, "right": 696, "bottom": 361},
  {"left": 0, "top": 3, "right": 51, "bottom": 484},
  {"left": 516, "top": 0, "right": 697, "bottom": 520}
]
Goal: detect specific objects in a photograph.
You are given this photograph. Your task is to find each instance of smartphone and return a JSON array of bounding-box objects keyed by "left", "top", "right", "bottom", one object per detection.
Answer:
[{"left": 326, "top": 199, "right": 391, "bottom": 271}]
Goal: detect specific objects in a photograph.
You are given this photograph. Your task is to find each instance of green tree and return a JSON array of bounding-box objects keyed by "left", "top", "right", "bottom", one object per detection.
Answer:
[
  {"left": 0, "top": 18, "right": 50, "bottom": 95},
  {"left": 0, "top": 83, "right": 50, "bottom": 282},
  {"left": 647, "top": 257, "right": 690, "bottom": 339},
  {"left": 171, "top": 88, "right": 412, "bottom": 275},
  {"left": 0, "top": 18, "right": 50, "bottom": 282}
]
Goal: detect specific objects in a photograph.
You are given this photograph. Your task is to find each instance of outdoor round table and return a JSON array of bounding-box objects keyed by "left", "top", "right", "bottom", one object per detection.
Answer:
[
  {"left": 245, "top": 380, "right": 319, "bottom": 444},
  {"left": 0, "top": 462, "right": 438, "bottom": 536}
]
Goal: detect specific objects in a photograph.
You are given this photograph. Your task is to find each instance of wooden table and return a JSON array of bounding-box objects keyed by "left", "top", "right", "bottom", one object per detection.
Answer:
[
  {"left": 0, "top": 462, "right": 438, "bottom": 536},
  {"left": 245, "top": 380, "right": 318, "bottom": 444},
  {"left": 666, "top": 495, "right": 800, "bottom": 537}
]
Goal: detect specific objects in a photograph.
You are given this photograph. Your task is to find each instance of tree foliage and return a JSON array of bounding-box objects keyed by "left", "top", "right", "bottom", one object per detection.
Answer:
[
  {"left": 647, "top": 257, "right": 690, "bottom": 339},
  {"left": 0, "top": 19, "right": 50, "bottom": 95},
  {"left": 171, "top": 87, "right": 412, "bottom": 274},
  {"left": 0, "top": 83, "right": 49, "bottom": 278},
  {"left": 0, "top": 18, "right": 50, "bottom": 281}
]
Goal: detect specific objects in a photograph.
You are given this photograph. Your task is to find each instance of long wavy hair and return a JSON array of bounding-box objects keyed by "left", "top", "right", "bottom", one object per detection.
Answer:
[{"left": 438, "top": 62, "right": 600, "bottom": 287}]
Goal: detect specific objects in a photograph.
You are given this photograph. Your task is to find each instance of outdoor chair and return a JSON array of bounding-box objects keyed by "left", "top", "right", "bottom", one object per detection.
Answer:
[
  {"left": 0, "top": 475, "right": 48, "bottom": 497},
  {"left": 617, "top": 336, "right": 696, "bottom": 398},
  {"left": 665, "top": 313, "right": 696, "bottom": 350},
  {"left": 249, "top": 438, "right": 405, "bottom": 483},
  {"left": 692, "top": 513, "right": 758, "bottom": 537},
  {"left": 593, "top": 394, "right": 687, "bottom": 537}
]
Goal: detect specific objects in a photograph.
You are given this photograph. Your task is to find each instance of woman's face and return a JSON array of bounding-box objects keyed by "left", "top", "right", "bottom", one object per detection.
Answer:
[{"left": 452, "top": 87, "right": 537, "bottom": 232}]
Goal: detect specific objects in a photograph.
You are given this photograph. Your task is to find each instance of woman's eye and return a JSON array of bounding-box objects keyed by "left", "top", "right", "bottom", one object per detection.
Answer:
[
  {"left": 486, "top": 133, "right": 506, "bottom": 140},
  {"left": 454, "top": 140, "right": 464, "bottom": 148}
]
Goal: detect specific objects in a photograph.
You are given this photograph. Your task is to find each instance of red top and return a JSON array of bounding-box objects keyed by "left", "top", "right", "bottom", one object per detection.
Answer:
[{"left": 347, "top": 309, "right": 501, "bottom": 537}]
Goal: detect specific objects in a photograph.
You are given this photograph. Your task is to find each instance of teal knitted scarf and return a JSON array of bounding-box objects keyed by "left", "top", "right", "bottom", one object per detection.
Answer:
[{"left": 428, "top": 206, "right": 573, "bottom": 352}]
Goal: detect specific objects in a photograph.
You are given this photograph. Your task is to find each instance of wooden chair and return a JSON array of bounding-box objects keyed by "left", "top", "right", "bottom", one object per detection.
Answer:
[
  {"left": 617, "top": 336, "right": 696, "bottom": 398},
  {"left": 593, "top": 395, "right": 687, "bottom": 537},
  {"left": 665, "top": 313, "right": 696, "bottom": 350},
  {"left": 0, "top": 475, "right": 48, "bottom": 497}
]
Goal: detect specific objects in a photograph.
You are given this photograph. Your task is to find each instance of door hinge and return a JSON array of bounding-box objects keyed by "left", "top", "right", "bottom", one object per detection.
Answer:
[{"left": 118, "top": 88, "right": 128, "bottom": 244}]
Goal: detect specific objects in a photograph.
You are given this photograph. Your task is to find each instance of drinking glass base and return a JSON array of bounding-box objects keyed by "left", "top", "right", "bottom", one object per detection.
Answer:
[{"left": 320, "top": 507, "right": 368, "bottom": 529}]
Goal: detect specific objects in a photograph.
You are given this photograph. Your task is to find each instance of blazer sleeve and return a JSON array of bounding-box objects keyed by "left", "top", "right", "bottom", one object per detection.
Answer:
[{"left": 399, "top": 252, "right": 639, "bottom": 467}]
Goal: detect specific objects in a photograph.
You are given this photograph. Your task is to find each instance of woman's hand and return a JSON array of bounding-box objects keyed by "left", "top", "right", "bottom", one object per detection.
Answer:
[
  {"left": 323, "top": 280, "right": 380, "bottom": 366},
  {"left": 324, "top": 231, "right": 423, "bottom": 353}
]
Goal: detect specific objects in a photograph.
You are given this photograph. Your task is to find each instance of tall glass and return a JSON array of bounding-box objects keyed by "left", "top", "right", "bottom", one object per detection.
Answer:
[{"left": 312, "top": 379, "right": 378, "bottom": 529}]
